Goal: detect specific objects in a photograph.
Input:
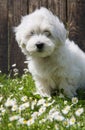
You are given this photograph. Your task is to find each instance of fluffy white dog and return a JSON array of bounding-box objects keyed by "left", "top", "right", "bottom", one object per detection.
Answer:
[{"left": 14, "top": 7, "right": 85, "bottom": 98}]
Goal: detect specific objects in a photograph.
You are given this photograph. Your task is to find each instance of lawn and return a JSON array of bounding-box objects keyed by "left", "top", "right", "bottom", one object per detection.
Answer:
[{"left": 0, "top": 69, "right": 85, "bottom": 130}]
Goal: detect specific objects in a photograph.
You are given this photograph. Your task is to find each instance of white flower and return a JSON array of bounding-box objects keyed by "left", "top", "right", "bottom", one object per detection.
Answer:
[
  {"left": 53, "top": 113, "right": 64, "bottom": 121},
  {"left": 62, "top": 105, "right": 71, "bottom": 114},
  {"left": 38, "top": 106, "right": 46, "bottom": 116},
  {"left": 11, "top": 104, "right": 18, "bottom": 111},
  {"left": 72, "top": 97, "right": 78, "bottom": 104},
  {"left": 0, "top": 96, "right": 3, "bottom": 102},
  {"left": 1, "top": 109, "right": 6, "bottom": 115},
  {"left": 18, "top": 86, "right": 24, "bottom": 90},
  {"left": 9, "top": 115, "right": 21, "bottom": 121},
  {"left": 18, "top": 118, "right": 26, "bottom": 124},
  {"left": 0, "top": 105, "right": 6, "bottom": 115},
  {"left": 0, "top": 105, "right": 4, "bottom": 111},
  {"left": 0, "top": 70, "right": 2, "bottom": 73},
  {"left": 13, "top": 68, "right": 19, "bottom": 76},
  {"left": 21, "top": 96, "right": 28, "bottom": 102},
  {"left": 24, "top": 61, "right": 28, "bottom": 64},
  {"left": 55, "top": 124, "right": 59, "bottom": 130},
  {"left": 47, "top": 97, "right": 52, "bottom": 101},
  {"left": 5, "top": 98, "right": 16, "bottom": 107},
  {"left": 26, "top": 118, "right": 35, "bottom": 126},
  {"left": 75, "top": 108, "right": 84, "bottom": 116},
  {"left": 18, "top": 118, "right": 30, "bottom": 125},
  {"left": 64, "top": 100, "right": 68, "bottom": 105},
  {"left": 13, "top": 68, "right": 18, "bottom": 73},
  {"left": 31, "top": 100, "right": 37, "bottom": 110},
  {"left": 23, "top": 68, "right": 29, "bottom": 73},
  {"left": 39, "top": 118, "right": 47, "bottom": 124},
  {"left": 0, "top": 83, "right": 3, "bottom": 88},
  {"left": 49, "top": 108, "right": 56, "bottom": 115},
  {"left": 63, "top": 119, "right": 70, "bottom": 128},
  {"left": 44, "top": 100, "right": 55, "bottom": 107},
  {"left": 69, "top": 116, "right": 76, "bottom": 125},
  {"left": 19, "top": 102, "right": 29, "bottom": 111},
  {"left": 12, "top": 64, "right": 16, "bottom": 67},
  {"left": 37, "top": 98, "right": 45, "bottom": 106},
  {"left": 0, "top": 117, "right": 2, "bottom": 121},
  {"left": 31, "top": 112, "right": 38, "bottom": 119},
  {"left": 48, "top": 110, "right": 64, "bottom": 122}
]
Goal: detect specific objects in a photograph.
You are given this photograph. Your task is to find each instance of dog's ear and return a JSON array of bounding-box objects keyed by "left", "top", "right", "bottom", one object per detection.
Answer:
[
  {"left": 14, "top": 26, "right": 22, "bottom": 51},
  {"left": 54, "top": 17, "right": 67, "bottom": 44},
  {"left": 13, "top": 24, "right": 28, "bottom": 56},
  {"left": 39, "top": 8, "right": 67, "bottom": 44},
  {"left": 13, "top": 25, "right": 22, "bottom": 46}
]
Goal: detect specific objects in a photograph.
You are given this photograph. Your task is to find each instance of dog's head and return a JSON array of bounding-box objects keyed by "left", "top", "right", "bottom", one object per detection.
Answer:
[{"left": 14, "top": 7, "right": 66, "bottom": 58}]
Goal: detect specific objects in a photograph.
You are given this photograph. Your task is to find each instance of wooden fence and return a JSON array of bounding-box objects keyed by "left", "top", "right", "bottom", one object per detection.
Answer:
[{"left": 0, "top": 0, "right": 85, "bottom": 74}]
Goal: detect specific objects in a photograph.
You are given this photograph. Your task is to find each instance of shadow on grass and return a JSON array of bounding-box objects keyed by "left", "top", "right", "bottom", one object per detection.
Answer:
[{"left": 77, "top": 89, "right": 85, "bottom": 100}]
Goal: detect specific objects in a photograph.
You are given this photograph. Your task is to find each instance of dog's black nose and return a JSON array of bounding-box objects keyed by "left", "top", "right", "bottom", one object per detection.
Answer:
[{"left": 36, "top": 43, "right": 44, "bottom": 50}]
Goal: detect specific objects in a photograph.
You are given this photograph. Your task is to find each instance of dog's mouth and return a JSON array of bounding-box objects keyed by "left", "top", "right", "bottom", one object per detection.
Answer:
[
  {"left": 29, "top": 49, "right": 49, "bottom": 58},
  {"left": 28, "top": 48, "right": 52, "bottom": 58},
  {"left": 26, "top": 40, "right": 55, "bottom": 58}
]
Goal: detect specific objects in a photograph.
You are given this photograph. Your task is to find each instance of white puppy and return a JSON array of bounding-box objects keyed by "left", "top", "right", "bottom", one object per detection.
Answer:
[{"left": 14, "top": 7, "right": 85, "bottom": 98}]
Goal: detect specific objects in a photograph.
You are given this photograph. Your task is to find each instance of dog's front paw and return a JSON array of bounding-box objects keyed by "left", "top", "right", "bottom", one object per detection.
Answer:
[
  {"left": 37, "top": 88, "right": 51, "bottom": 97},
  {"left": 59, "top": 82, "right": 77, "bottom": 98}
]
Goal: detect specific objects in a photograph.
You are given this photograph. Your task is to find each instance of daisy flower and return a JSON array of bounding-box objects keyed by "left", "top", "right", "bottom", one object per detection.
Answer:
[
  {"left": 62, "top": 105, "right": 71, "bottom": 115},
  {"left": 63, "top": 119, "right": 70, "bottom": 128},
  {"left": 55, "top": 124, "right": 59, "bottom": 130},
  {"left": 18, "top": 118, "right": 28, "bottom": 125},
  {"left": 0, "top": 96, "right": 3, "bottom": 102},
  {"left": 21, "top": 96, "right": 28, "bottom": 102},
  {"left": 5, "top": 98, "right": 16, "bottom": 107},
  {"left": 31, "top": 99, "right": 37, "bottom": 110},
  {"left": 11, "top": 104, "right": 18, "bottom": 111},
  {"left": 9, "top": 115, "right": 21, "bottom": 121},
  {"left": 75, "top": 108, "right": 84, "bottom": 116},
  {"left": 37, "top": 98, "right": 45, "bottom": 106},
  {"left": 18, "top": 86, "right": 24, "bottom": 90},
  {"left": 38, "top": 106, "right": 46, "bottom": 116},
  {"left": 64, "top": 100, "right": 68, "bottom": 105},
  {"left": 26, "top": 118, "right": 35, "bottom": 126},
  {"left": 0, "top": 83, "right": 3, "bottom": 88},
  {"left": 53, "top": 113, "right": 64, "bottom": 121},
  {"left": 31, "top": 112, "right": 38, "bottom": 119},
  {"left": 12, "top": 64, "right": 16, "bottom": 67},
  {"left": 23, "top": 68, "right": 29, "bottom": 73},
  {"left": 69, "top": 116, "right": 76, "bottom": 125},
  {"left": 44, "top": 100, "right": 55, "bottom": 107},
  {"left": 19, "top": 102, "right": 29, "bottom": 111},
  {"left": 72, "top": 97, "right": 78, "bottom": 105}
]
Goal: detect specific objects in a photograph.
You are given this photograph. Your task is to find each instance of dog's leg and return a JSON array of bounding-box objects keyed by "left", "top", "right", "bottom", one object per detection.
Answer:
[
  {"left": 35, "top": 78, "right": 51, "bottom": 97},
  {"left": 59, "top": 80, "right": 77, "bottom": 98}
]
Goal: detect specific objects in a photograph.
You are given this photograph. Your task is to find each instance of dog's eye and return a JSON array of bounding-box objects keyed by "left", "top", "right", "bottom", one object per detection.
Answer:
[
  {"left": 22, "top": 43, "right": 26, "bottom": 48},
  {"left": 30, "top": 31, "right": 35, "bottom": 36},
  {"left": 44, "top": 30, "right": 51, "bottom": 37}
]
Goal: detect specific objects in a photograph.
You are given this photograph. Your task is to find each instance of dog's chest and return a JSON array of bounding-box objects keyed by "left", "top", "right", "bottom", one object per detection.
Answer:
[{"left": 30, "top": 58, "right": 64, "bottom": 86}]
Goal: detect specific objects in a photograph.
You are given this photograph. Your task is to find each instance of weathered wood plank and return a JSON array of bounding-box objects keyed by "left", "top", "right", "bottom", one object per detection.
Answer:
[
  {"left": 0, "top": 0, "right": 8, "bottom": 73},
  {"left": 8, "top": 0, "right": 28, "bottom": 74},
  {"left": 48, "top": 0, "right": 67, "bottom": 24},
  {"left": 67, "top": 0, "right": 85, "bottom": 51},
  {"left": 40, "top": 0, "right": 48, "bottom": 8},
  {"left": 28, "top": 0, "right": 40, "bottom": 13}
]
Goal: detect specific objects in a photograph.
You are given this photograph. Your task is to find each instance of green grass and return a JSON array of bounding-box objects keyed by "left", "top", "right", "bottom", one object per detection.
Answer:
[{"left": 0, "top": 72, "right": 85, "bottom": 130}]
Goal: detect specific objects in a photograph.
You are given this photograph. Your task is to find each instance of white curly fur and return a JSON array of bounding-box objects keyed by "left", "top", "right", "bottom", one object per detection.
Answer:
[{"left": 14, "top": 7, "right": 85, "bottom": 98}]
